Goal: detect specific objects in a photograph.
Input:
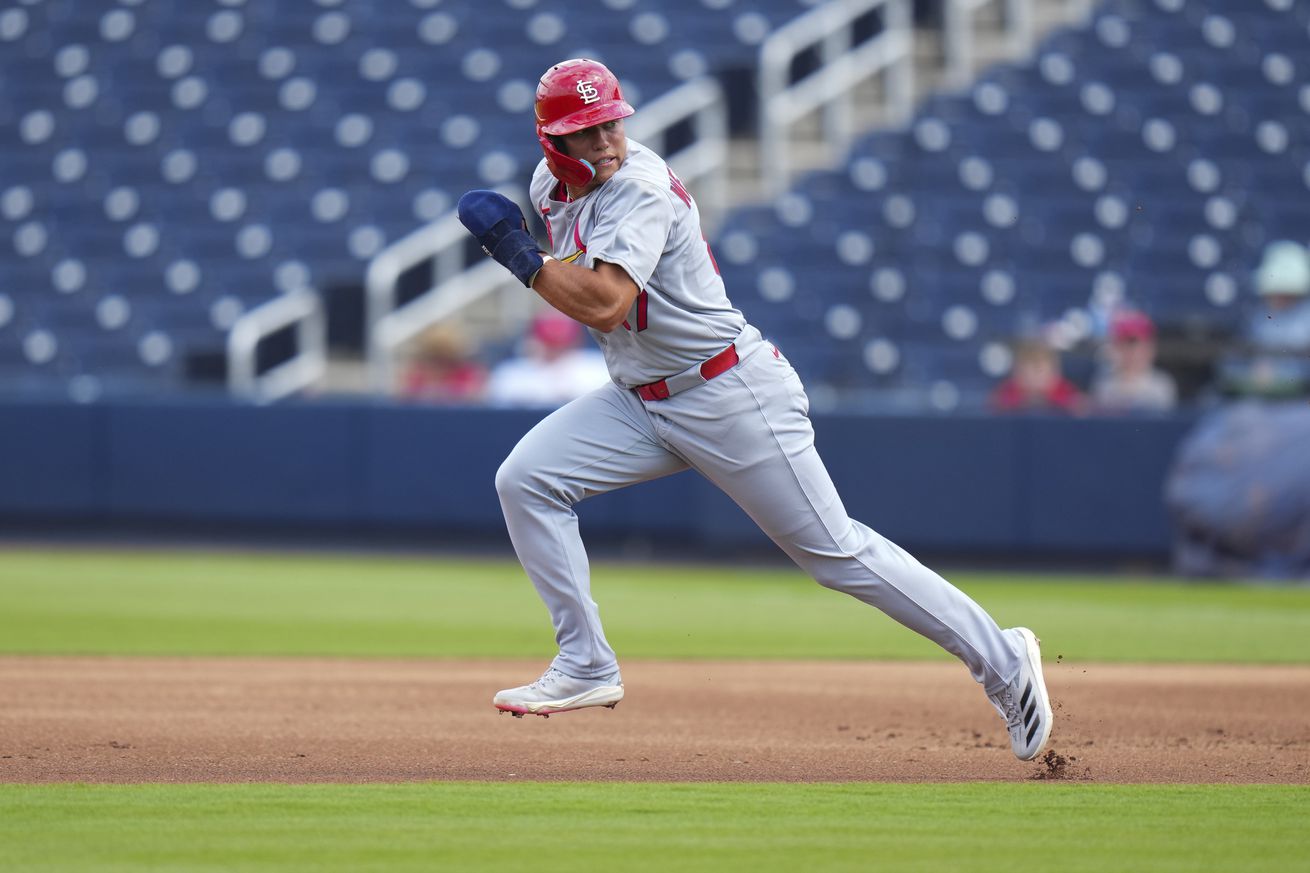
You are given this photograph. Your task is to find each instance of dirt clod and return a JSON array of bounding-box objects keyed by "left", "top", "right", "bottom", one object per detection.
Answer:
[
  {"left": 1030, "top": 749, "right": 1094, "bottom": 781},
  {"left": 1031, "top": 749, "right": 1074, "bottom": 780}
]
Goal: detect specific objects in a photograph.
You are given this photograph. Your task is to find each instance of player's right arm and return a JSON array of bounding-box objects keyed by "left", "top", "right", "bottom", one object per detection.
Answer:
[
  {"left": 458, "top": 187, "right": 648, "bottom": 333},
  {"left": 551, "top": 177, "right": 673, "bottom": 332},
  {"left": 529, "top": 259, "right": 636, "bottom": 332}
]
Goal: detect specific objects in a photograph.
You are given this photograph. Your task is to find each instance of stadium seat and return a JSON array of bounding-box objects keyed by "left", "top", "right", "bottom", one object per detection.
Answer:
[
  {"left": 0, "top": 0, "right": 825, "bottom": 399},
  {"left": 4, "top": 0, "right": 1305, "bottom": 405},
  {"left": 703, "top": 0, "right": 1305, "bottom": 405}
]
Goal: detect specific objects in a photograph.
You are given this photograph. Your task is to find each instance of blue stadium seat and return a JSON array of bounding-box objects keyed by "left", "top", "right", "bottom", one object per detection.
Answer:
[
  {"left": 0, "top": 0, "right": 834, "bottom": 398},
  {"left": 4, "top": 0, "right": 1306, "bottom": 401},
  {"left": 707, "top": 0, "right": 1310, "bottom": 404}
]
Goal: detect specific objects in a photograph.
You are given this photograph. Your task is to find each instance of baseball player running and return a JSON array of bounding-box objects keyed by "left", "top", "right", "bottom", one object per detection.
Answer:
[{"left": 457, "top": 59, "right": 1053, "bottom": 761}]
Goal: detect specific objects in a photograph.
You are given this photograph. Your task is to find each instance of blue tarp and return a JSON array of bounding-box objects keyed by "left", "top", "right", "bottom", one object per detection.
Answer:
[{"left": 1166, "top": 402, "right": 1310, "bottom": 579}]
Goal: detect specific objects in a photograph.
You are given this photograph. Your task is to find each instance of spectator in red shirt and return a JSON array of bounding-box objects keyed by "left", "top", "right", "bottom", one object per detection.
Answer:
[
  {"left": 399, "top": 322, "right": 488, "bottom": 403},
  {"left": 990, "top": 337, "right": 1086, "bottom": 414}
]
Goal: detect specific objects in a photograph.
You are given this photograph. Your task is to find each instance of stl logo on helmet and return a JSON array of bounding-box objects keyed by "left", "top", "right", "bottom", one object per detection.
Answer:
[{"left": 576, "top": 79, "right": 600, "bottom": 104}]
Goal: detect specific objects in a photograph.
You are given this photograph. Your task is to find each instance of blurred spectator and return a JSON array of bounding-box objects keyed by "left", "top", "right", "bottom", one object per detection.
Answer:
[
  {"left": 1167, "top": 402, "right": 1310, "bottom": 580},
  {"left": 399, "top": 322, "right": 488, "bottom": 403},
  {"left": 1219, "top": 241, "right": 1310, "bottom": 398},
  {"left": 485, "top": 311, "right": 611, "bottom": 408},
  {"left": 1251, "top": 240, "right": 1310, "bottom": 352},
  {"left": 1091, "top": 310, "right": 1177, "bottom": 414},
  {"left": 990, "top": 337, "right": 1087, "bottom": 415}
]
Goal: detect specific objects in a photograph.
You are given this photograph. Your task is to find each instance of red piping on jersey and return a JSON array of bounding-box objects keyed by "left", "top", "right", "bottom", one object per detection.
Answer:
[
  {"left": 668, "top": 168, "right": 692, "bottom": 209},
  {"left": 556, "top": 220, "right": 587, "bottom": 265}
]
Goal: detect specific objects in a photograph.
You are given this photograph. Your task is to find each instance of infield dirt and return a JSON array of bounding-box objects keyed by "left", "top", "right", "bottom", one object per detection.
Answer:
[{"left": 1, "top": 657, "right": 1305, "bottom": 784}]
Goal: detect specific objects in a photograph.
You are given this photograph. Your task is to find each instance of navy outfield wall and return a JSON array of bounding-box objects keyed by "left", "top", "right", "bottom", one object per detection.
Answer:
[{"left": 0, "top": 399, "right": 1195, "bottom": 556}]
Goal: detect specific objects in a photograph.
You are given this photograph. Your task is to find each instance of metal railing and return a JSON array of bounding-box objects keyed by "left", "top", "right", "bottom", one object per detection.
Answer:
[
  {"left": 227, "top": 287, "right": 327, "bottom": 404},
  {"left": 758, "top": 0, "right": 915, "bottom": 196},
  {"left": 1066, "top": 0, "right": 1096, "bottom": 23},
  {"left": 363, "top": 185, "right": 530, "bottom": 395},
  {"left": 943, "top": 0, "right": 1035, "bottom": 89},
  {"left": 367, "top": 254, "right": 531, "bottom": 395},
  {"left": 364, "top": 76, "right": 729, "bottom": 395}
]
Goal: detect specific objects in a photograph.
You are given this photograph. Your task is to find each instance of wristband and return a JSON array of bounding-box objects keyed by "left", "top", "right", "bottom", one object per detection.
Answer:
[{"left": 530, "top": 255, "right": 556, "bottom": 289}]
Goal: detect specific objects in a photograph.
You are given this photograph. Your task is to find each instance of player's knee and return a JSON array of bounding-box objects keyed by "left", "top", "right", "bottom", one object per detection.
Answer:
[
  {"left": 792, "top": 540, "right": 873, "bottom": 593},
  {"left": 494, "top": 455, "right": 529, "bottom": 503},
  {"left": 810, "top": 570, "right": 848, "bottom": 592},
  {"left": 495, "top": 452, "right": 557, "bottom": 507}
]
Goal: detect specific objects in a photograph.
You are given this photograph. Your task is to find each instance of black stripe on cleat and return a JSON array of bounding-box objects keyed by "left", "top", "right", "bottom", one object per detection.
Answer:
[
  {"left": 1020, "top": 681, "right": 1032, "bottom": 710},
  {"left": 1026, "top": 720, "right": 1041, "bottom": 744}
]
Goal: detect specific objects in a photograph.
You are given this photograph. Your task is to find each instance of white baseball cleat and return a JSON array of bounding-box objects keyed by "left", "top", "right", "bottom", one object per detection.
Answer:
[
  {"left": 493, "top": 666, "right": 624, "bottom": 718},
  {"left": 988, "top": 627, "right": 1054, "bottom": 761}
]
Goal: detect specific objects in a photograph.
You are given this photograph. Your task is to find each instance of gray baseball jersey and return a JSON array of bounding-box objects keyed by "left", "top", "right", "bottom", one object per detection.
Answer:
[
  {"left": 503, "top": 136, "right": 1026, "bottom": 699},
  {"left": 530, "top": 140, "right": 744, "bottom": 388}
]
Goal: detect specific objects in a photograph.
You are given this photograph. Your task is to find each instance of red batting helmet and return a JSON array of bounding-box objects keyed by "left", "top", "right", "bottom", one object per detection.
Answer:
[{"left": 535, "top": 58, "right": 634, "bottom": 188}]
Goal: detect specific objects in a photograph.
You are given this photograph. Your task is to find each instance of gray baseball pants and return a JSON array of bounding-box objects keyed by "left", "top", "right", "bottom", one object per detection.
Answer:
[{"left": 495, "top": 326, "right": 1024, "bottom": 695}]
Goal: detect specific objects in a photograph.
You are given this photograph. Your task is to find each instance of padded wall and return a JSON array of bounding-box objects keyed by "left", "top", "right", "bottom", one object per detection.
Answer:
[{"left": 0, "top": 400, "right": 1195, "bottom": 556}]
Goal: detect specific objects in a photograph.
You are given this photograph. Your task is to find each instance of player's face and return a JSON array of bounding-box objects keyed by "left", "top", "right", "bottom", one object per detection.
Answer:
[{"left": 560, "top": 119, "right": 627, "bottom": 191}]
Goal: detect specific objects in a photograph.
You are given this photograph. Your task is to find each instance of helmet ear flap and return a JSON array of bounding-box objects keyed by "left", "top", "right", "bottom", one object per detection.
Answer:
[{"left": 537, "top": 126, "right": 595, "bottom": 188}]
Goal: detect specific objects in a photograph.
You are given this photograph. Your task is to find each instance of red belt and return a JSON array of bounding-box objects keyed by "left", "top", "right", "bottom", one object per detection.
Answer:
[{"left": 634, "top": 343, "right": 739, "bottom": 401}]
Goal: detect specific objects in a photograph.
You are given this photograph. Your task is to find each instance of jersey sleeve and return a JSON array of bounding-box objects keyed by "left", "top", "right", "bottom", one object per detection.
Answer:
[
  {"left": 584, "top": 180, "right": 675, "bottom": 289},
  {"left": 528, "top": 161, "right": 554, "bottom": 230}
]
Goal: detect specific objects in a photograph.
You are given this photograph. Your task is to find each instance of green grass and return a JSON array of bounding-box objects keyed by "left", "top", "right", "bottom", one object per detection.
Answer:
[
  {"left": 3, "top": 552, "right": 1304, "bottom": 871},
  {"left": 1, "top": 548, "right": 1308, "bottom": 663},
  {"left": 1, "top": 783, "right": 1305, "bottom": 873}
]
